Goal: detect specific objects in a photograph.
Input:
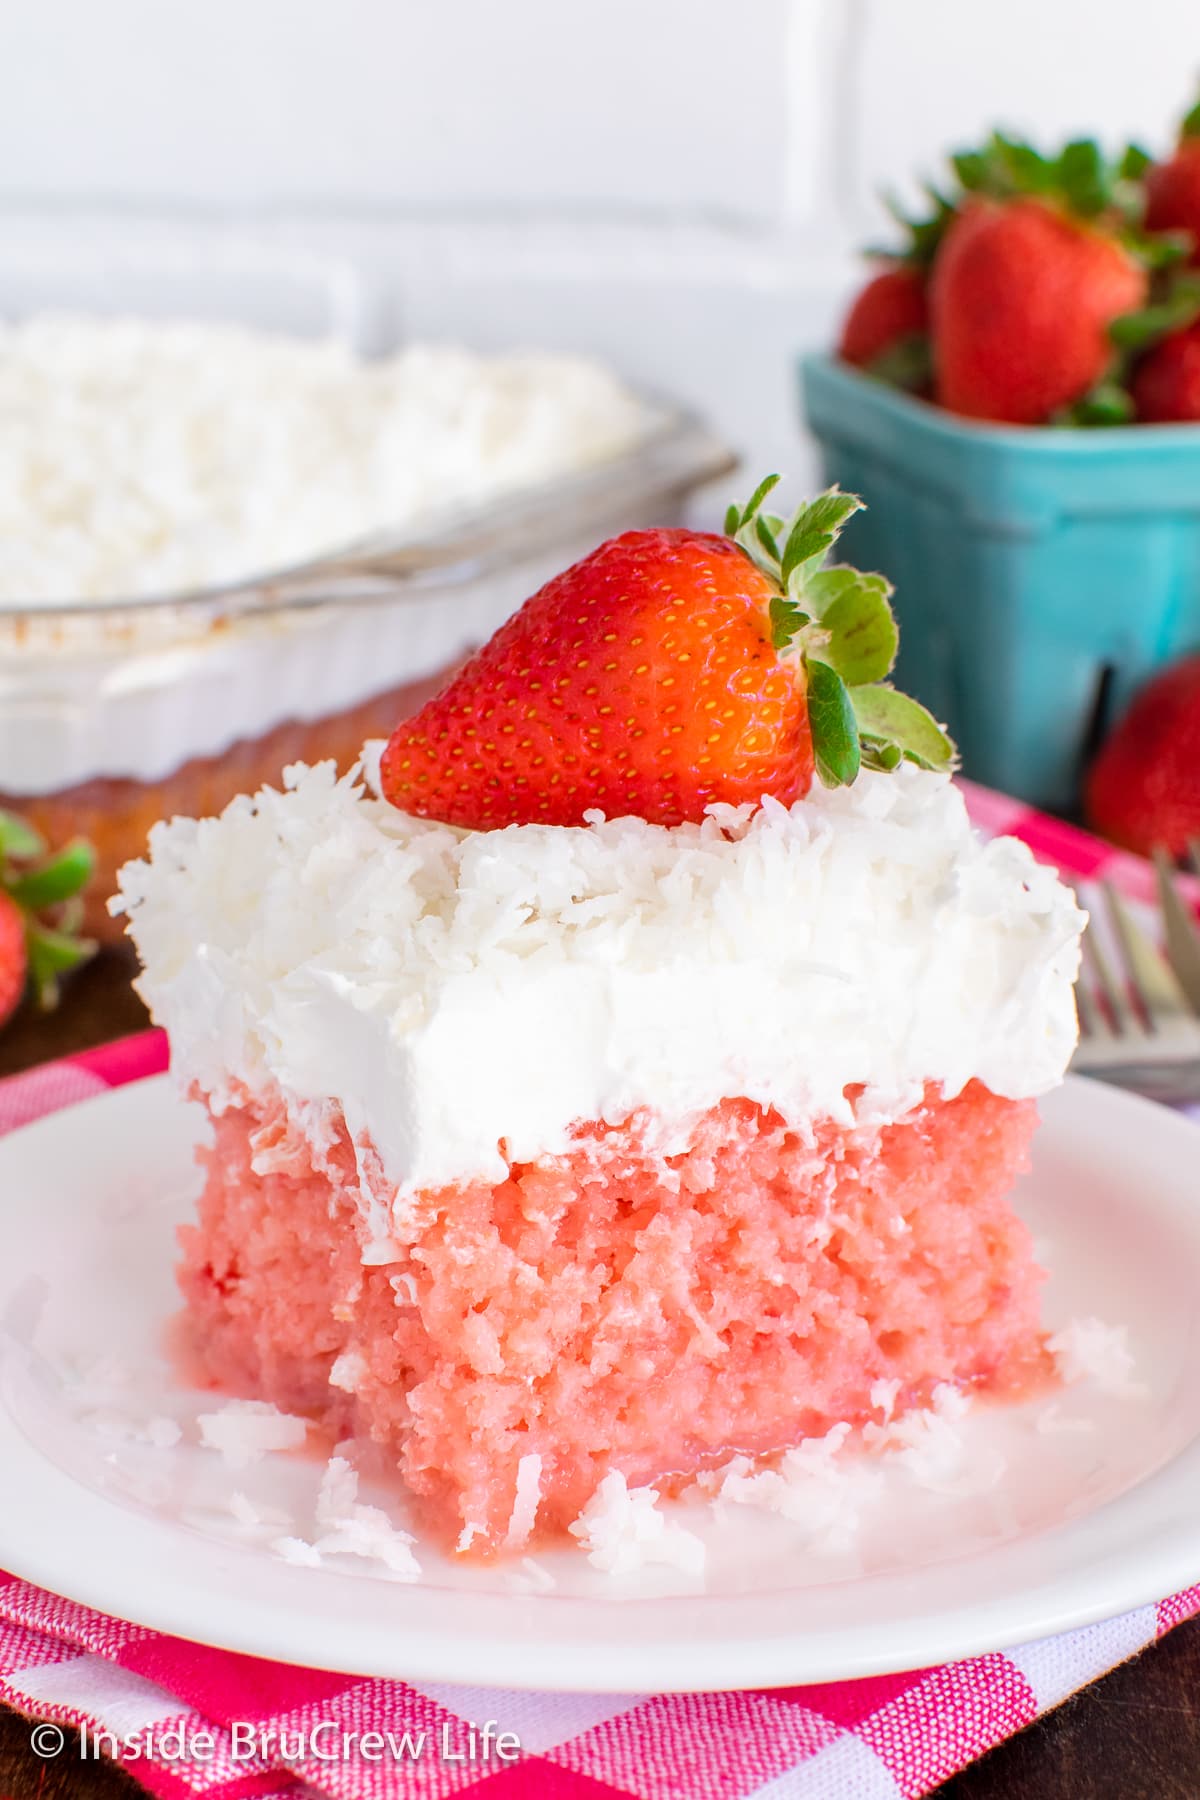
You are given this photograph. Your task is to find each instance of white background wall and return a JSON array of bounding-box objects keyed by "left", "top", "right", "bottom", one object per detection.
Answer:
[{"left": 1, "top": 0, "right": 1196, "bottom": 489}]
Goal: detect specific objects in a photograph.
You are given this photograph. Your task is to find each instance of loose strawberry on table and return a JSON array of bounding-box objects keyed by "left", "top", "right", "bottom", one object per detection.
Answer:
[
  {"left": 0, "top": 812, "right": 96, "bottom": 1031},
  {"left": 379, "top": 481, "right": 954, "bottom": 830},
  {"left": 1087, "top": 656, "right": 1200, "bottom": 858},
  {"left": 0, "top": 892, "right": 24, "bottom": 1030}
]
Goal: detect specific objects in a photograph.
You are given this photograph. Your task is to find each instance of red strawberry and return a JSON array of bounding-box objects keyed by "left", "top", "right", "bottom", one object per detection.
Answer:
[
  {"left": 1087, "top": 657, "right": 1200, "bottom": 857},
  {"left": 1144, "top": 137, "right": 1200, "bottom": 264},
  {"left": 385, "top": 530, "right": 809, "bottom": 828},
  {"left": 0, "top": 811, "right": 97, "bottom": 1030},
  {"left": 380, "top": 481, "right": 954, "bottom": 830},
  {"left": 0, "top": 891, "right": 25, "bottom": 1029},
  {"left": 1132, "top": 318, "right": 1200, "bottom": 420},
  {"left": 930, "top": 196, "right": 1147, "bottom": 423},
  {"left": 838, "top": 266, "right": 928, "bottom": 373}
]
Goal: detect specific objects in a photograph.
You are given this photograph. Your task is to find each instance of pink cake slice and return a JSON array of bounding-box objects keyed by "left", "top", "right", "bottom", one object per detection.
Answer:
[
  {"left": 118, "top": 758, "right": 1084, "bottom": 1559},
  {"left": 181, "top": 1078, "right": 1043, "bottom": 1554}
]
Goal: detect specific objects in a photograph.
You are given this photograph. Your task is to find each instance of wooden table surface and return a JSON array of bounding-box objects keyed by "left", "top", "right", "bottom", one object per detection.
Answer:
[{"left": 1, "top": 954, "right": 1198, "bottom": 1800}]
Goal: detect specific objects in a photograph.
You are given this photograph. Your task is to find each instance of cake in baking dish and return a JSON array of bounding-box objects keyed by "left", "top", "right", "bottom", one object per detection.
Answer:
[{"left": 116, "top": 481, "right": 1085, "bottom": 1558}]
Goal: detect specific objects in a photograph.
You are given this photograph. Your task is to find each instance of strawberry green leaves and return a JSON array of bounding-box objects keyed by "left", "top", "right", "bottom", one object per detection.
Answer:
[
  {"left": 806, "top": 659, "right": 861, "bottom": 788},
  {"left": 877, "top": 186, "right": 957, "bottom": 270},
  {"left": 727, "top": 480, "right": 956, "bottom": 789},
  {"left": 768, "top": 593, "right": 809, "bottom": 651},
  {"left": 778, "top": 490, "right": 863, "bottom": 578},
  {"left": 863, "top": 333, "right": 932, "bottom": 394},
  {"left": 816, "top": 577, "right": 899, "bottom": 686},
  {"left": 724, "top": 474, "right": 780, "bottom": 538},
  {"left": 0, "top": 809, "right": 97, "bottom": 1012},
  {"left": 949, "top": 131, "right": 1144, "bottom": 222},
  {"left": 0, "top": 810, "right": 45, "bottom": 863},
  {"left": 8, "top": 840, "right": 95, "bottom": 913},
  {"left": 26, "top": 924, "right": 95, "bottom": 1004},
  {"left": 850, "top": 684, "right": 959, "bottom": 770},
  {"left": 1061, "top": 382, "right": 1136, "bottom": 428},
  {"left": 1110, "top": 271, "right": 1200, "bottom": 351}
]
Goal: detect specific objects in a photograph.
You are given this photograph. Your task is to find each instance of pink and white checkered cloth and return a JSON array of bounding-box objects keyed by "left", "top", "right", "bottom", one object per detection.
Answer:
[{"left": 1, "top": 785, "right": 1198, "bottom": 1800}]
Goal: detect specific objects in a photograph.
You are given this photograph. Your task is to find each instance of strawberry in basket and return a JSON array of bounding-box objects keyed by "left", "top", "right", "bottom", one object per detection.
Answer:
[{"left": 837, "top": 132, "right": 1200, "bottom": 426}]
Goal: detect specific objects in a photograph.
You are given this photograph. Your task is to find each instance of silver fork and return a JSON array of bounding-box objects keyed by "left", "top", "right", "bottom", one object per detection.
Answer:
[{"left": 1071, "top": 853, "right": 1200, "bottom": 1104}]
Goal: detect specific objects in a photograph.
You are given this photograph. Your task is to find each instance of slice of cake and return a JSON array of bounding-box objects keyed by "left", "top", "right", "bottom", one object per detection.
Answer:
[{"left": 116, "top": 481, "right": 1084, "bottom": 1559}]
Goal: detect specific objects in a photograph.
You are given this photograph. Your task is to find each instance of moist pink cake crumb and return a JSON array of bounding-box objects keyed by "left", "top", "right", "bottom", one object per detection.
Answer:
[{"left": 179, "top": 1079, "right": 1047, "bottom": 1557}]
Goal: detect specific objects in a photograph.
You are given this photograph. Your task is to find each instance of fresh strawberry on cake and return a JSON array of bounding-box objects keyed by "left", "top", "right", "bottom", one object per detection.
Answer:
[{"left": 116, "top": 481, "right": 1085, "bottom": 1560}]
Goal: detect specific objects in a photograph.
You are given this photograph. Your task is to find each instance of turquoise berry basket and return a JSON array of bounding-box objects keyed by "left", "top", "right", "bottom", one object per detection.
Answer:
[{"left": 801, "top": 352, "right": 1200, "bottom": 814}]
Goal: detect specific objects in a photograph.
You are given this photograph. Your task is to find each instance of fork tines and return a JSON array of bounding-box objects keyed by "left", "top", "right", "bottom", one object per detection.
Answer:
[{"left": 1073, "top": 860, "right": 1200, "bottom": 1100}]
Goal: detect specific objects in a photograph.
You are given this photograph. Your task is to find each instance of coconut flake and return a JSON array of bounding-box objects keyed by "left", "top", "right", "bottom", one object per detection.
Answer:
[
  {"left": 1035, "top": 1403, "right": 1096, "bottom": 1437},
  {"left": 229, "top": 1491, "right": 293, "bottom": 1531},
  {"left": 197, "top": 1399, "right": 308, "bottom": 1468},
  {"left": 870, "top": 1379, "right": 900, "bottom": 1423},
  {"left": 1048, "top": 1318, "right": 1141, "bottom": 1396},
  {"left": 570, "top": 1473, "right": 706, "bottom": 1579},
  {"left": 313, "top": 1518, "right": 420, "bottom": 1580},
  {"left": 503, "top": 1453, "right": 543, "bottom": 1551},
  {"left": 389, "top": 1272, "right": 420, "bottom": 1307},
  {"left": 311, "top": 1453, "right": 421, "bottom": 1580},
  {"left": 328, "top": 1352, "right": 366, "bottom": 1394},
  {"left": 316, "top": 1455, "right": 362, "bottom": 1525},
  {"left": 509, "top": 1557, "right": 557, "bottom": 1595},
  {"left": 930, "top": 1381, "right": 970, "bottom": 1421},
  {"left": 870, "top": 1384, "right": 1006, "bottom": 1496},
  {"left": 271, "top": 1536, "right": 324, "bottom": 1568},
  {"left": 714, "top": 1424, "right": 867, "bottom": 1554},
  {"left": 83, "top": 1408, "right": 182, "bottom": 1449},
  {"left": 183, "top": 1492, "right": 294, "bottom": 1544},
  {"left": 885, "top": 1405, "right": 969, "bottom": 1491}
]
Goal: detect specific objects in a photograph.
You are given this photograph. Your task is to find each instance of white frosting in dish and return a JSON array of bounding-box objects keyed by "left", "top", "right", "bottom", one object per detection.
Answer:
[
  {"left": 0, "top": 325, "right": 647, "bottom": 603},
  {"left": 116, "top": 757, "right": 1085, "bottom": 1206}
]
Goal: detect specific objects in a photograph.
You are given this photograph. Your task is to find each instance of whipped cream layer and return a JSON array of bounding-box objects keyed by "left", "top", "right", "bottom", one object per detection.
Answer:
[{"left": 117, "top": 757, "right": 1085, "bottom": 1208}]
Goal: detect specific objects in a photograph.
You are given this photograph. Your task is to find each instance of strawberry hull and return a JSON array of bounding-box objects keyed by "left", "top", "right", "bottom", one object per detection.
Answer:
[{"left": 802, "top": 352, "right": 1200, "bottom": 814}]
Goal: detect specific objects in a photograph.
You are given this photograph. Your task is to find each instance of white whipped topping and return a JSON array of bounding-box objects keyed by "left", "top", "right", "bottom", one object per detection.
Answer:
[{"left": 116, "top": 757, "right": 1084, "bottom": 1210}]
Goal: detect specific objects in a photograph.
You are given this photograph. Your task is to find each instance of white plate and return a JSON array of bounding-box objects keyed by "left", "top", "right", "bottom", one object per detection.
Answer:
[{"left": 0, "top": 1073, "right": 1198, "bottom": 1692}]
